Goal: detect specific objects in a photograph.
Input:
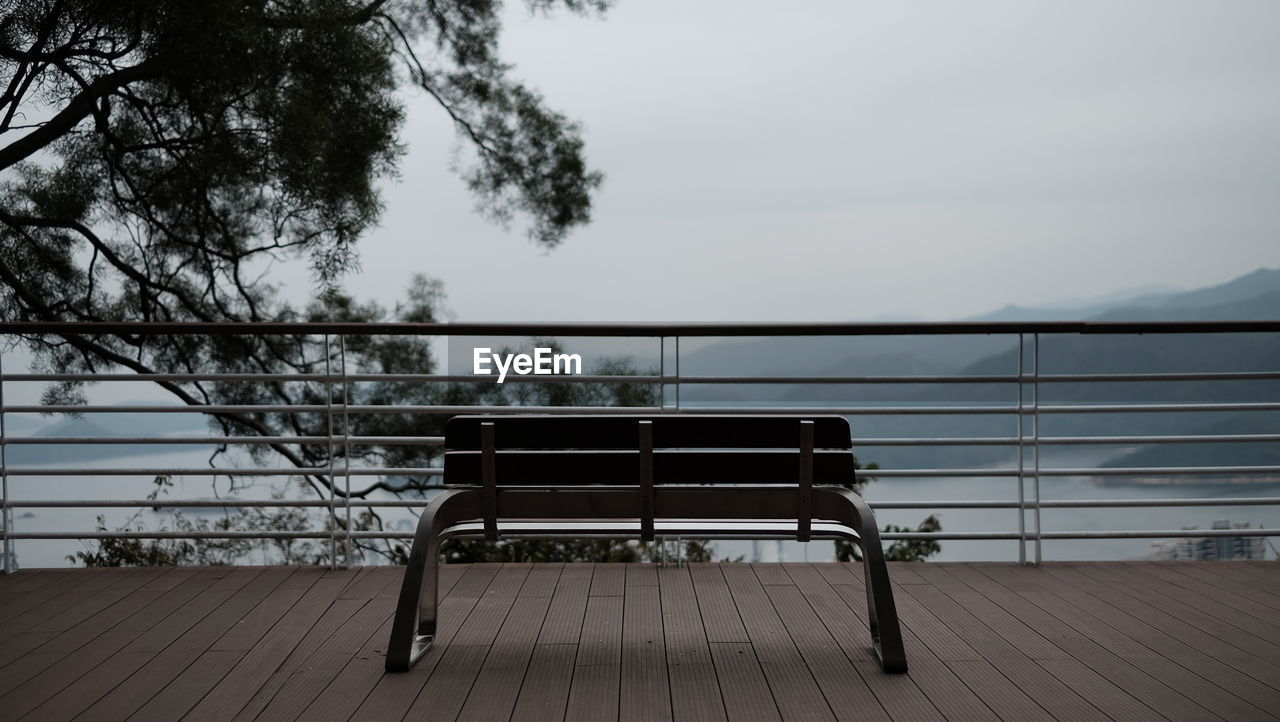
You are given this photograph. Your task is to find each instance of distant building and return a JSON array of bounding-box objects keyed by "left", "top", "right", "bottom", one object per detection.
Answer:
[{"left": 1150, "top": 520, "right": 1267, "bottom": 560}]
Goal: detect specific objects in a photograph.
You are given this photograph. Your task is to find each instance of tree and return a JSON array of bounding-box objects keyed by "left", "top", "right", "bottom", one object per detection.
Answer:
[
  {"left": 0, "top": 0, "right": 609, "bottom": 561},
  {"left": 833, "top": 462, "right": 945, "bottom": 563},
  {"left": 1, "top": 0, "right": 606, "bottom": 341}
]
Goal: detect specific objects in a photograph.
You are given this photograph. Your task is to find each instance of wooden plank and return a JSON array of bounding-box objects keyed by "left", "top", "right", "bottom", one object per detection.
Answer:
[
  {"left": 891, "top": 655, "right": 997, "bottom": 722},
  {"left": 566, "top": 595, "right": 624, "bottom": 721},
  {"left": 295, "top": 612, "right": 395, "bottom": 722},
  {"left": 1022, "top": 566, "right": 1278, "bottom": 720},
  {"left": 519, "top": 562, "right": 563, "bottom": 597},
  {"left": 720, "top": 564, "right": 834, "bottom": 721},
  {"left": 667, "top": 662, "right": 727, "bottom": 722},
  {"left": 1126, "top": 562, "right": 1280, "bottom": 624},
  {"left": 1052, "top": 636, "right": 1228, "bottom": 722},
  {"left": 183, "top": 568, "right": 360, "bottom": 720},
  {"left": 28, "top": 571, "right": 223, "bottom": 718},
  {"left": 910, "top": 576, "right": 1107, "bottom": 722},
  {"left": 233, "top": 596, "right": 369, "bottom": 720},
  {"left": 349, "top": 565, "right": 507, "bottom": 721},
  {"left": 511, "top": 643, "right": 577, "bottom": 722},
  {"left": 446, "top": 562, "right": 502, "bottom": 598},
  {"left": 256, "top": 599, "right": 399, "bottom": 722},
  {"left": 0, "top": 568, "right": 218, "bottom": 719},
  {"left": 591, "top": 562, "right": 625, "bottom": 597},
  {"left": 576, "top": 594, "right": 623, "bottom": 667},
  {"left": 944, "top": 659, "right": 1055, "bottom": 722},
  {"left": 7, "top": 561, "right": 1280, "bottom": 722},
  {"left": 921, "top": 567, "right": 1067, "bottom": 660},
  {"left": 0, "top": 567, "right": 165, "bottom": 644},
  {"left": 538, "top": 563, "right": 593, "bottom": 644},
  {"left": 125, "top": 567, "right": 324, "bottom": 721},
  {"left": 451, "top": 564, "right": 530, "bottom": 647},
  {"left": 445, "top": 414, "right": 853, "bottom": 450},
  {"left": 621, "top": 584, "right": 672, "bottom": 722},
  {"left": 77, "top": 566, "right": 286, "bottom": 721},
  {"left": 765, "top": 584, "right": 909, "bottom": 722},
  {"left": 812, "top": 562, "right": 865, "bottom": 590},
  {"left": 1039, "top": 564, "right": 1280, "bottom": 706},
  {"left": 659, "top": 565, "right": 713, "bottom": 666},
  {"left": 627, "top": 561, "right": 659, "bottom": 586},
  {"left": 782, "top": 565, "right": 880, "bottom": 664},
  {"left": 689, "top": 563, "right": 749, "bottom": 644},
  {"left": 1036, "top": 656, "right": 1163, "bottom": 721},
  {"left": 750, "top": 562, "right": 793, "bottom": 586},
  {"left": 1110, "top": 574, "right": 1280, "bottom": 659},
  {"left": 242, "top": 570, "right": 403, "bottom": 721},
  {"left": 402, "top": 643, "right": 489, "bottom": 720},
  {"left": 0, "top": 569, "right": 62, "bottom": 594},
  {"left": 0, "top": 570, "right": 97, "bottom": 626},
  {"left": 457, "top": 596, "right": 553, "bottom": 722},
  {"left": 566, "top": 664, "right": 621, "bottom": 722},
  {"left": 951, "top": 565, "right": 1214, "bottom": 721},
  {"left": 709, "top": 643, "right": 781, "bottom": 722},
  {"left": 348, "top": 594, "right": 483, "bottom": 720}
]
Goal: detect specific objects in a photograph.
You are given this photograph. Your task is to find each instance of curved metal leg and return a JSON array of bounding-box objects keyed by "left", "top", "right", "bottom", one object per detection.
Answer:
[
  {"left": 819, "top": 487, "right": 908, "bottom": 673},
  {"left": 386, "top": 488, "right": 478, "bottom": 672}
]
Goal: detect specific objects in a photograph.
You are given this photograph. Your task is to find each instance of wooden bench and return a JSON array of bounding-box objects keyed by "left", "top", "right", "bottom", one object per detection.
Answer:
[{"left": 386, "top": 414, "right": 908, "bottom": 673}]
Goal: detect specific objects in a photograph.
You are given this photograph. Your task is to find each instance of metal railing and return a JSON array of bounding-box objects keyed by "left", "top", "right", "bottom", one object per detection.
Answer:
[{"left": 2, "top": 320, "right": 1279, "bottom": 570}]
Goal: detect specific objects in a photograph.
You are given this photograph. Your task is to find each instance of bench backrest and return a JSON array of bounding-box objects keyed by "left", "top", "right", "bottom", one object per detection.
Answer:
[{"left": 443, "top": 414, "right": 855, "bottom": 486}]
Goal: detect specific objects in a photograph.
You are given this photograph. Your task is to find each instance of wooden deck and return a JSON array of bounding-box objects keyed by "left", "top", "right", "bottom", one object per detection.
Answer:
[{"left": 0, "top": 562, "right": 1277, "bottom": 721}]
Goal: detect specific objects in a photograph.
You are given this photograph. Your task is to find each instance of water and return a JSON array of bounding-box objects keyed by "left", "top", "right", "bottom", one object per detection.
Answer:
[{"left": 8, "top": 443, "right": 1274, "bottom": 567}]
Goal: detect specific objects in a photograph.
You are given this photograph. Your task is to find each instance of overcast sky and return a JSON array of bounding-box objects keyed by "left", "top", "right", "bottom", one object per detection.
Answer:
[{"left": 307, "top": 0, "right": 1280, "bottom": 322}]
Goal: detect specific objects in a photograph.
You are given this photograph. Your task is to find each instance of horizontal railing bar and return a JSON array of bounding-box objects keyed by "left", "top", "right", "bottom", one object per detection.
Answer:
[
  {"left": 0, "top": 373, "right": 663, "bottom": 384},
  {"left": 871, "top": 497, "right": 1280, "bottom": 509},
  {"left": 860, "top": 433, "right": 1280, "bottom": 446},
  {"left": 11, "top": 401, "right": 1280, "bottom": 416},
  {"left": 1040, "top": 465, "right": 1280, "bottom": 476},
  {"left": 11, "top": 496, "right": 1279, "bottom": 510},
  {"left": 12, "top": 527, "right": 1276, "bottom": 541},
  {"left": 6, "top": 432, "right": 1273, "bottom": 448},
  {"left": 879, "top": 529, "right": 1280, "bottom": 540},
  {"left": 1033, "top": 402, "right": 1280, "bottom": 414},
  {"left": 869, "top": 469, "right": 1022, "bottom": 478},
  {"left": 1, "top": 467, "right": 444, "bottom": 476},
  {"left": 872, "top": 465, "right": 1280, "bottom": 477},
  {"left": 2, "top": 435, "right": 445, "bottom": 446},
  {"left": 1037, "top": 497, "right": 1280, "bottom": 508},
  {"left": 5, "top": 320, "right": 1280, "bottom": 336},
  {"left": 1036, "top": 433, "right": 1280, "bottom": 445},
  {"left": 857, "top": 437, "right": 1020, "bottom": 446},
  {"left": 8, "top": 370, "right": 1279, "bottom": 385},
  {"left": 12, "top": 433, "right": 1263, "bottom": 449},
  {"left": 2, "top": 404, "right": 662, "bottom": 415},
  {"left": 6, "top": 465, "right": 1272, "bottom": 479}
]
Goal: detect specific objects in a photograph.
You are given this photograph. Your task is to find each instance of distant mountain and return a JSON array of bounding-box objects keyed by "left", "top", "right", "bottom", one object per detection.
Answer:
[
  {"left": 5, "top": 414, "right": 209, "bottom": 465},
  {"left": 677, "top": 268, "right": 1280, "bottom": 475}
]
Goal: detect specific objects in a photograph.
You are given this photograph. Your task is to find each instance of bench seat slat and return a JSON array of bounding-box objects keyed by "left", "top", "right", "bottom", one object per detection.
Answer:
[
  {"left": 446, "top": 414, "right": 852, "bottom": 450},
  {"left": 443, "top": 449, "right": 855, "bottom": 485}
]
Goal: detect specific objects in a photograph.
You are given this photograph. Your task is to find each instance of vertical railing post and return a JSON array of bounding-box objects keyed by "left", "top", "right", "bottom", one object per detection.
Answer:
[
  {"left": 1016, "top": 334, "right": 1027, "bottom": 564},
  {"left": 324, "top": 334, "right": 337, "bottom": 570},
  {"left": 1, "top": 347, "right": 10, "bottom": 574},
  {"left": 674, "top": 335, "right": 681, "bottom": 412},
  {"left": 658, "top": 336, "right": 666, "bottom": 412},
  {"left": 340, "top": 334, "right": 352, "bottom": 567},
  {"left": 1032, "top": 333, "right": 1042, "bottom": 564}
]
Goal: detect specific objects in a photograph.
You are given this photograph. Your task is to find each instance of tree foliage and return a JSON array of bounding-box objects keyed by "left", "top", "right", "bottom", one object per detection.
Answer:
[{"left": 0, "top": 0, "right": 610, "bottom": 563}]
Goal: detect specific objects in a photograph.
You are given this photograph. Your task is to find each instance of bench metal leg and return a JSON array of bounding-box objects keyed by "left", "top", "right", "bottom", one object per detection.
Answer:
[
  {"left": 822, "top": 488, "right": 908, "bottom": 673},
  {"left": 386, "top": 488, "right": 478, "bottom": 672}
]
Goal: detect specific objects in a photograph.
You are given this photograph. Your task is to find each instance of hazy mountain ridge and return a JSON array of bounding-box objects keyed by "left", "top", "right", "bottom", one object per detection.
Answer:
[{"left": 684, "top": 268, "right": 1280, "bottom": 476}]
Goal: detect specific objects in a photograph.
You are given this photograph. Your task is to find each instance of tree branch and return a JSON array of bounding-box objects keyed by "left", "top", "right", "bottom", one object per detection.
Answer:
[{"left": 0, "top": 61, "right": 158, "bottom": 170}]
